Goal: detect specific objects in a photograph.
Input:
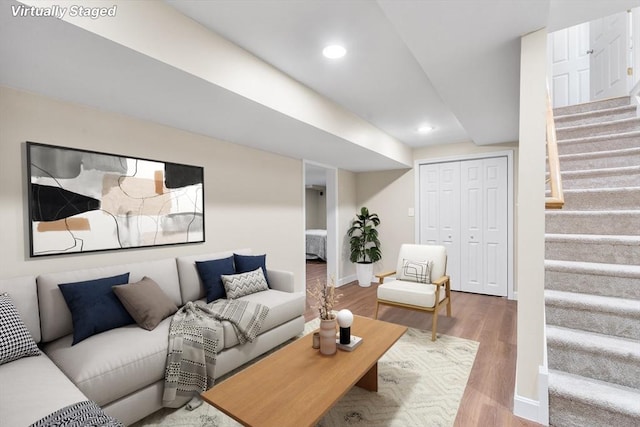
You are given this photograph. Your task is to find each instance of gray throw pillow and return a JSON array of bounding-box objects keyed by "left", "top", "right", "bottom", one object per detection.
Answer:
[
  {"left": 0, "top": 293, "right": 40, "bottom": 365},
  {"left": 113, "top": 277, "right": 178, "bottom": 331},
  {"left": 221, "top": 268, "right": 269, "bottom": 299}
]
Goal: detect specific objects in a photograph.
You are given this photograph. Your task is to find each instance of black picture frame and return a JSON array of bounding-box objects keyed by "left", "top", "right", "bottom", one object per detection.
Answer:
[{"left": 27, "top": 141, "right": 204, "bottom": 257}]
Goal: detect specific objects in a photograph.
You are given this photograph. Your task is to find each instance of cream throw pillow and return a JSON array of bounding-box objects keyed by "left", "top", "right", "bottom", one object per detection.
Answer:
[{"left": 399, "top": 259, "right": 433, "bottom": 284}]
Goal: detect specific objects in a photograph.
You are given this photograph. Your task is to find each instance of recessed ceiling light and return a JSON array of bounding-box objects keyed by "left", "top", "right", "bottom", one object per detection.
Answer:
[
  {"left": 418, "top": 125, "right": 434, "bottom": 133},
  {"left": 323, "top": 44, "right": 347, "bottom": 59}
]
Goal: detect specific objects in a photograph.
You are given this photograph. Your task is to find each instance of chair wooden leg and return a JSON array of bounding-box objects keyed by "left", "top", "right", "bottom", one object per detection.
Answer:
[
  {"left": 374, "top": 301, "right": 380, "bottom": 319},
  {"left": 431, "top": 308, "right": 439, "bottom": 341},
  {"left": 446, "top": 298, "right": 452, "bottom": 317}
]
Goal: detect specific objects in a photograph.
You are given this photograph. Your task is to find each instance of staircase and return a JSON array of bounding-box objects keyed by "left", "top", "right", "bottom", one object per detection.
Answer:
[{"left": 544, "top": 96, "right": 640, "bottom": 427}]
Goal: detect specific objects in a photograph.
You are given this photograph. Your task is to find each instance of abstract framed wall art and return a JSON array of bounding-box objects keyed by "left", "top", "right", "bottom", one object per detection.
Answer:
[{"left": 27, "top": 142, "right": 204, "bottom": 257}]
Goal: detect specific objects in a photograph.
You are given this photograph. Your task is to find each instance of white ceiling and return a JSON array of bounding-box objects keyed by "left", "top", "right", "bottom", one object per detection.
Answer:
[
  {"left": 1, "top": 0, "right": 637, "bottom": 172},
  {"left": 166, "top": 0, "right": 470, "bottom": 148}
]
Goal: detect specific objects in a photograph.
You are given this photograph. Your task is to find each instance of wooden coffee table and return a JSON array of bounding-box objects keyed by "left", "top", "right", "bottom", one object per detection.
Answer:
[{"left": 201, "top": 315, "right": 407, "bottom": 427}]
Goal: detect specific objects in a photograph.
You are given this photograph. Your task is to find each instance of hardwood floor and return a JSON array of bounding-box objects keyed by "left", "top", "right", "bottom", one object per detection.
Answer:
[{"left": 305, "top": 261, "right": 541, "bottom": 427}]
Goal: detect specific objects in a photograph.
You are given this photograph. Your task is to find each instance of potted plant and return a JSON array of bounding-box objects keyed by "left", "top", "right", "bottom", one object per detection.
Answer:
[{"left": 347, "top": 207, "right": 381, "bottom": 287}]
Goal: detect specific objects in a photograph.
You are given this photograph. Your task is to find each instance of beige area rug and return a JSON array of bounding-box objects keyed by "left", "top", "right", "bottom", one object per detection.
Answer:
[{"left": 132, "top": 319, "right": 479, "bottom": 427}]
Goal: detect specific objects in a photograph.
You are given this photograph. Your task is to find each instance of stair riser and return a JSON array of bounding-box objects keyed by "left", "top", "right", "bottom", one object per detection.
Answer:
[
  {"left": 555, "top": 108, "right": 637, "bottom": 129},
  {"left": 553, "top": 97, "right": 630, "bottom": 116},
  {"left": 558, "top": 152, "right": 640, "bottom": 171},
  {"left": 545, "top": 269, "right": 640, "bottom": 299},
  {"left": 556, "top": 119, "right": 640, "bottom": 140},
  {"left": 558, "top": 134, "right": 640, "bottom": 155},
  {"left": 559, "top": 171, "right": 640, "bottom": 189},
  {"left": 547, "top": 344, "right": 640, "bottom": 388},
  {"left": 559, "top": 190, "right": 640, "bottom": 211},
  {"left": 549, "top": 394, "right": 639, "bottom": 427},
  {"left": 545, "top": 305, "right": 640, "bottom": 340},
  {"left": 545, "top": 241, "right": 640, "bottom": 265},
  {"left": 546, "top": 212, "right": 640, "bottom": 235}
]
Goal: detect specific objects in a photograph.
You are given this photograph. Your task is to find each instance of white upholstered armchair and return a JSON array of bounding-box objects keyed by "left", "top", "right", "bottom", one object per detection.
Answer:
[{"left": 375, "top": 244, "right": 452, "bottom": 341}]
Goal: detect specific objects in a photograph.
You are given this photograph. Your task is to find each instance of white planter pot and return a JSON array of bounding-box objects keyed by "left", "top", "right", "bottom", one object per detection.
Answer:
[{"left": 356, "top": 263, "right": 373, "bottom": 287}]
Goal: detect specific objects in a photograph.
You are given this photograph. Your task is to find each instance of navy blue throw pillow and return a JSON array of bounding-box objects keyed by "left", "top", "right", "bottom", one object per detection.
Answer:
[
  {"left": 196, "top": 256, "right": 236, "bottom": 302},
  {"left": 233, "top": 253, "right": 270, "bottom": 287},
  {"left": 58, "top": 273, "right": 133, "bottom": 345}
]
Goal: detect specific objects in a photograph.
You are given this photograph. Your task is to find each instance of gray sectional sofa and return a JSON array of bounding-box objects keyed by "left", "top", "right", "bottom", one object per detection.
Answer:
[{"left": 0, "top": 248, "right": 305, "bottom": 426}]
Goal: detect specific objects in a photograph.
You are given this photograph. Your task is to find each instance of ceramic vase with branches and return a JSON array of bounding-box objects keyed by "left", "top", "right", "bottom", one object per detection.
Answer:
[{"left": 308, "top": 278, "right": 342, "bottom": 355}]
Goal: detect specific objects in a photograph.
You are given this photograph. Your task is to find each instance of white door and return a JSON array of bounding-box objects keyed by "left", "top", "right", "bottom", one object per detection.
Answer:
[
  {"left": 438, "top": 162, "right": 460, "bottom": 291},
  {"left": 419, "top": 157, "right": 508, "bottom": 296},
  {"left": 590, "top": 11, "right": 631, "bottom": 100},
  {"left": 419, "top": 162, "right": 461, "bottom": 291},
  {"left": 482, "top": 157, "right": 508, "bottom": 297},
  {"left": 549, "top": 23, "right": 591, "bottom": 107},
  {"left": 419, "top": 163, "right": 440, "bottom": 245},
  {"left": 460, "top": 160, "right": 483, "bottom": 294},
  {"left": 460, "top": 158, "right": 508, "bottom": 297}
]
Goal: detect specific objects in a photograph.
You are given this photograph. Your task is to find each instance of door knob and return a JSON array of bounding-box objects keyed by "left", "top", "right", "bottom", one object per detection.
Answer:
[{"left": 586, "top": 49, "right": 594, "bottom": 55}]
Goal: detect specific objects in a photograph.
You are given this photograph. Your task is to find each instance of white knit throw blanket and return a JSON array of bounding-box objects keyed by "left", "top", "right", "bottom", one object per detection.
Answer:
[{"left": 162, "top": 299, "right": 269, "bottom": 408}]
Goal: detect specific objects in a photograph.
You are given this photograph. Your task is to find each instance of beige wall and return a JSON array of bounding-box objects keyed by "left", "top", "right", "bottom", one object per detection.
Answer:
[
  {"left": 337, "top": 169, "right": 357, "bottom": 283},
  {"left": 0, "top": 86, "right": 305, "bottom": 290},
  {"left": 355, "top": 168, "right": 413, "bottom": 275}
]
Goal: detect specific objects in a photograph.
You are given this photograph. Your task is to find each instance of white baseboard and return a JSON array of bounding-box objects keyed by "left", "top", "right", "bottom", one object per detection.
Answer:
[
  {"left": 513, "top": 366, "right": 549, "bottom": 426},
  {"left": 538, "top": 365, "right": 549, "bottom": 426},
  {"left": 336, "top": 274, "right": 383, "bottom": 287},
  {"left": 337, "top": 274, "right": 356, "bottom": 287},
  {"left": 513, "top": 394, "right": 541, "bottom": 424}
]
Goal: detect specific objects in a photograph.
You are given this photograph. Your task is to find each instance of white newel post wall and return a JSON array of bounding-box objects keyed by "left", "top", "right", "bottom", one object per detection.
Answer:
[{"left": 514, "top": 28, "right": 549, "bottom": 425}]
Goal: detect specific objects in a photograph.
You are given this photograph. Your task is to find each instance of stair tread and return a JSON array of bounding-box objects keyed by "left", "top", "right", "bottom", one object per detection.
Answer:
[
  {"left": 554, "top": 104, "right": 637, "bottom": 121},
  {"left": 545, "top": 233, "right": 640, "bottom": 244},
  {"left": 545, "top": 259, "right": 640, "bottom": 278},
  {"left": 546, "top": 325, "right": 640, "bottom": 357},
  {"left": 556, "top": 116, "right": 640, "bottom": 132},
  {"left": 558, "top": 129, "right": 640, "bottom": 144},
  {"left": 548, "top": 370, "right": 640, "bottom": 415},
  {"left": 560, "top": 186, "right": 640, "bottom": 195},
  {"left": 553, "top": 96, "right": 630, "bottom": 115},
  {"left": 545, "top": 289, "right": 640, "bottom": 314},
  {"left": 560, "top": 164, "right": 640, "bottom": 175},
  {"left": 546, "top": 209, "right": 640, "bottom": 215},
  {"left": 544, "top": 259, "right": 640, "bottom": 279},
  {"left": 559, "top": 146, "right": 640, "bottom": 160},
  {"left": 548, "top": 188, "right": 640, "bottom": 211}
]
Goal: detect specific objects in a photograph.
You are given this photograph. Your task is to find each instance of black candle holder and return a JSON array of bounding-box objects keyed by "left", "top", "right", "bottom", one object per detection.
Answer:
[{"left": 339, "top": 326, "right": 351, "bottom": 344}]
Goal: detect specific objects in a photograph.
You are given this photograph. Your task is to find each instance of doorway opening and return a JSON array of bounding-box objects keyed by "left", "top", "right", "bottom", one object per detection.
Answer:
[
  {"left": 303, "top": 161, "right": 338, "bottom": 293},
  {"left": 547, "top": 9, "right": 639, "bottom": 108}
]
